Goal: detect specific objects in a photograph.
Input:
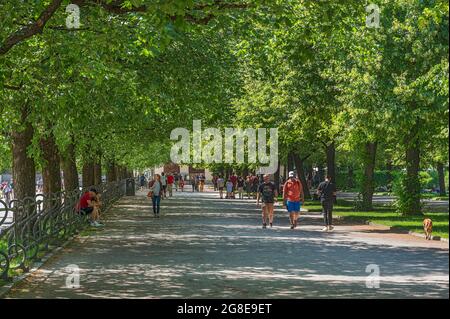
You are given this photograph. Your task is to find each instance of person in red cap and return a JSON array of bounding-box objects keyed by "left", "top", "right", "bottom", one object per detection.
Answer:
[{"left": 283, "top": 171, "right": 304, "bottom": 229}]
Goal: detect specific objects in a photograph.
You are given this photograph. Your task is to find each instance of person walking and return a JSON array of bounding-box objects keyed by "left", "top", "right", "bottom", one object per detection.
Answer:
[
  {"left": 160, "top": 172, "right": 167, "bottom": 199},
  {"left": 230, "top": 173, "right": 238, "bottom": 194},
  {"left": 190, "top": 175, "right": 196, "bottom": 192},
  {"left": 174, "top": 174, "right": 179, "bottom": 192},
  {"left": 226, "top": 179, "right": 234, "bottom": 199},
  {"left": 148, "top": 174, "right": 163, "bottom": 218},
  {"left": 237, "top": 176, "right": 245, "bottom": 199},
  {"left": 245, "top": 176, "right": 252, "bottom": 199},
  {"left": 212, "top": 175, "right": 218, "bottom": 191},
  {"left": 167, "top": 173, "right": 174, "bottom": 197},
  {"left": 199, "top": 174, "right": 205, "bottom": 192},
  {"left": 251, "top": 175, "right": 259, "bottom": 199},
  {"left": 139, "top": 174, "right": 146, "bottom": 191},
  {"left": 283, "top": 171, "right": 304, "bottom": 230},
  {"left": 257, "top": 174, "right": 278, "bottom": 228},
  {"left": 217, "top": 175, "right": 225, "bottom": 199},
  {"left": 317, "top": 175, "right": 337, "bottom": 232},
  {"left": 179, "top": 176, "right": 185, "bottom": 192},
  {"left": 2, "top": 182, "right": 12, "bottom": 206}
]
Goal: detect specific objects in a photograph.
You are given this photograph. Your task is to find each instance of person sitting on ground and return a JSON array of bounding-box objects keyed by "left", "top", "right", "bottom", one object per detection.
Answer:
[{"left": 76, "top": 188, "right": 104, "bottom": 227}]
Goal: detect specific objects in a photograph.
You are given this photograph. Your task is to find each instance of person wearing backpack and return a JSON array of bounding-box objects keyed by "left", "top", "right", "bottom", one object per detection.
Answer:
[{"left": 317, "top": 175, "right": 337, "bottom": 232}]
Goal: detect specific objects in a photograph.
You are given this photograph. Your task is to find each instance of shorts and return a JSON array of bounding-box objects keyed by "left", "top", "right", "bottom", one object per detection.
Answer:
[
  {"left": 79, "top": 207, "right": 94, "bottom": 215},
  {"left": 219, "top": 187, "right": 224, "bottom": 191},
  {"left": 286, "top": 201, "right": 301, "bottom": 213}
]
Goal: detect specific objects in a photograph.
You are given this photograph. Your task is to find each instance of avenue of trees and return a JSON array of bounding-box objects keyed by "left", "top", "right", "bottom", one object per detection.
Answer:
[{"left": 0, "top": 0, "right": 448, "bottom": 216}]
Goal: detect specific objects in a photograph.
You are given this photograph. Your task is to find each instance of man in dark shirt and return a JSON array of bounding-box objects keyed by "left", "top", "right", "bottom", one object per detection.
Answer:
[
  {"left": 317, "top": 175, "right": 337, "bottom": 232},
  {"left": 257, "top": 174, "right": 278, "bottom": 229}
]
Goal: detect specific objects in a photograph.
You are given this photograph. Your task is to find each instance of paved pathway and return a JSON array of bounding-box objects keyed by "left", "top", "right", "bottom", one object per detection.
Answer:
[{"left": 4, "top": 190, "right": 449, "bottom": 299}]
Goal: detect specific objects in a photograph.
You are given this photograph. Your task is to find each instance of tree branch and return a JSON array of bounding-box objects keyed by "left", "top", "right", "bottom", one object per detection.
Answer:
[
  {"left": 3, "top": 82, "right": 23, "bottom": 91},
  {"left": 0, "top": 0, "right": 64, "bottom": 55},
  {"left": 0, "top": 0, "right": 249, "bottom": 56}
]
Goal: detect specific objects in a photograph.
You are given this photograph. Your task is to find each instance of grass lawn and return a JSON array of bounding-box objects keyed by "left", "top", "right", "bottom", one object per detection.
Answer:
[{"left": 301, "top": 199, "right": 449, "bottom": 239}]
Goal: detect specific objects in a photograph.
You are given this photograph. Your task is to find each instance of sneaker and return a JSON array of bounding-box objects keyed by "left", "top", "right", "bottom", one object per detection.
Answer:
[
  {"left": 262, "top": 223, "right": 267, "bottom": 229},
  {"left": 290, "top": 224, "right": 295, "bottom": 230},
  {"left": 91, "top": 221, "right": 103, "bottom": 227},
  {"left": 322, "top": 226, "right": 329, "bottom": 232},
  {"left": 270, "top": 223, "right": 273, "bottom": 228},
  {"left": 328, "top": 226, "right": 334, "bottom": 232}
]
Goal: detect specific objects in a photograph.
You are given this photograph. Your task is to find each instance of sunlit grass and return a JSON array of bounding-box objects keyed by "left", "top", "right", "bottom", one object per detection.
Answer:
[{"left": 302, "top": 200, "right": 449, "bottom": 239}]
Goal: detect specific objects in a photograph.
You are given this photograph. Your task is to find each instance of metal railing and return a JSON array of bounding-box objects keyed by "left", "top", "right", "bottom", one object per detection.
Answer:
[{"left": 0, "top": 178, "right": 134, "bottom": 281}]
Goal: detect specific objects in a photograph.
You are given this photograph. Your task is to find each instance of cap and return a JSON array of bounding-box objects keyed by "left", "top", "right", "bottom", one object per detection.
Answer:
[{"left": 288, "top": 171, "right": 295, "bottom": 178}]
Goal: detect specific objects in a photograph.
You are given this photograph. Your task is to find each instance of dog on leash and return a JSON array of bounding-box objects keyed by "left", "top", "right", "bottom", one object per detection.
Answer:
[{"left": 423, "top": 218, "right": 433, "bottom": 240}]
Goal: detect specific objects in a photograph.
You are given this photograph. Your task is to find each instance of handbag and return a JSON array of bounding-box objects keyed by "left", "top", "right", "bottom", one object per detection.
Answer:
[{"left": 147, "top": 191, "right": 154, "bottom": 198}]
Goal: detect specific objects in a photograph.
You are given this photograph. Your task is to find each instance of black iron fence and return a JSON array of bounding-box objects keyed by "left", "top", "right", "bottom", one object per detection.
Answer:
[{"left": 0, "top": 178, "right": 135, "bottom": 281}]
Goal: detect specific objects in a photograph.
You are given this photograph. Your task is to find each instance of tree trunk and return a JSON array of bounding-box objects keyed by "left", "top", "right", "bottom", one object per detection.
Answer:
[
  {"left": 402, "top": 122, "right": 422, "bottom": 216},
  {"left": 361, "top": 142, "right": 377, "bottom": 210},
  {"left": 94, "top": 155, "right": 102, "bottom": 185},
  {"left": 292, "top": 153, "right": 311, "bottom": 199},
  {"left": 82, "top": 161, "right": 95, "bottom": 188},
  {"left": 11, "top": 105, "right": 36, "bottom": 203},
  {"left": 117, "top": 165, "right": 126, "bottom": 180},
  {"left": 437, "top": 162, "right": 446, "bottom": 196},
  {"left": 348, "top": 165, "right": 355, "bottom": 190},
  {"left": 106, "top": 161, "right": 117, "bottom": 183},
  {"left": 61, "top": 142, "right": 79, "bottom": 192},
  {"left": 287, "top": 153, "right": 294, "bottom": 172},
  {"left": 40, "top": 132, "right": 62, "bottom": 210},
  {"left": 40, "top": 133, "right": 62, "bottom": 196},
  {"left": 243, "top": 167, "right": 249, "bottom": 178},
  {"left": 386, "top": 159, "right": 393, "bottom": 192},
  {"left": 318, "top": 164, "right": 325, "bottom": 183},
  {"left": 274, "top": 161, "right": 280, "bottom": 192},
  {"left": 326, "top": 142, "right": 336, "bottom": 183}
]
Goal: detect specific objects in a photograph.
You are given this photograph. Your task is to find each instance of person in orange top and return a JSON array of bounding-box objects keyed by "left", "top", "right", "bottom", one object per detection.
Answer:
[{"left": 283, "top": 171, "right": 304, "bottom": 229}]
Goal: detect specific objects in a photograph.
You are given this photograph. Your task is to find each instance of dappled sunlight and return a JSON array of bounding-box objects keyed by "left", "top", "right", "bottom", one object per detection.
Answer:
[{"left": 5, "top": 191, "right": 449, "bottom": 299}]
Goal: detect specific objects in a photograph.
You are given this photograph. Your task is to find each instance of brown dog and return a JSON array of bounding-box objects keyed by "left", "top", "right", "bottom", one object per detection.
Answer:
[{"left": 423, "top": 218, "right": 433, "bottom": 240}]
